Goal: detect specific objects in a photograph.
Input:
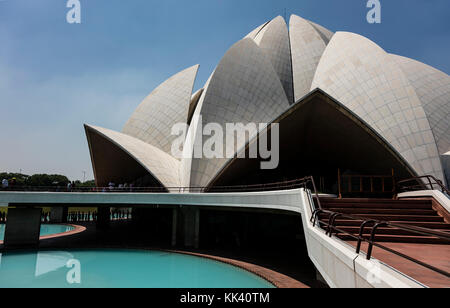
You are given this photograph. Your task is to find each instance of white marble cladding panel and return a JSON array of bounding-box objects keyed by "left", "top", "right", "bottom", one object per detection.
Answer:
[
  {"left": 312, "top": 32, "right": 444, "bottom": 182},
  {"left": 123, "top": 65, "right": 199, "bottom": 154}
]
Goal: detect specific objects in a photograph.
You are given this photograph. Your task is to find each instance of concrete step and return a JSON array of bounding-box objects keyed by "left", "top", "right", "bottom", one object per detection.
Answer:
[
  {"left": 321, "top": 198, "right": 432, "bottom": 204},
  {"left": 336, "top": 233, "right": 450, "bottom": 244},
  {"left": 325, "top": 208, "right": 437, "bottom": 216},
  {"left": 322, "top": 203, "right": 433, "bottom": 210},
  {"left": 326, "top": 220, "right": 450, "bottom": 230},
  {"left": 334, "top": 226, "right": 450, "bottom": 236},
  {"left": 319, "top": 213, "right": 444, "bottom": 222},
  {"left": 317, "top": 197, "right": 450, "bottom": 245},
  {"left": 321, "top": 199, "right": 432, "bottom": 209}
]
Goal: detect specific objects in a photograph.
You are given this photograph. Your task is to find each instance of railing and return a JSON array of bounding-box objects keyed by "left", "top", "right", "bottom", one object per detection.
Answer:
[
  {"left": 0, "top": 176, "right": 322, "bottom": 201},
  {"left": 337, "top": 169, "right": 396, "bottom": 198},
  {"left": 397, "top": 175, "right": 450, "bottom": 196},
  {"left": 309, "top": 208, "right": 450, "bottom": 279}
]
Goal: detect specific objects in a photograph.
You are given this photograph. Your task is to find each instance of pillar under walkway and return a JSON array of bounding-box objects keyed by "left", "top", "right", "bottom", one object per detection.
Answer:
[
  {"left": 171, "top": 207, "right": 200, "bottom": 249},
  {"left": 3, "top": 208, "right": 42, "bottom": 249}
]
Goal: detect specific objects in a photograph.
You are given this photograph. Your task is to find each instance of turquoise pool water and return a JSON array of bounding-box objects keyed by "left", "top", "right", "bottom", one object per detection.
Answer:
[
  {"left": 0, "top": 250, "right": 275, "bottom": 288},
  {"left": 0, "top": 224, "right": 74, "bottom": 241}
]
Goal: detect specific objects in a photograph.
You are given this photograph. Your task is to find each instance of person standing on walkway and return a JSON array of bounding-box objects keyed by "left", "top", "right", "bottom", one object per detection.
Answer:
[
  {"left": 1, "top": 178, "right": 8, "bottom": 190},
  {"left": 10, "top": 178, "right": 16, "bottom": 189}
]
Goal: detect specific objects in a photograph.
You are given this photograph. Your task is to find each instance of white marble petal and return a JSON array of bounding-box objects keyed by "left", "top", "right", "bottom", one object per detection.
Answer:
[
  {"left": 186, "top": 38, "right": 290, "bottom": 189},
  {"left": 392, "top": 54, "right": 450, "bottom": 155},
  {"left": 86, "top": 125, "right": 181, "bottom": 189},
  {"left": 123, "top": 65, "right": 199, "bottom": 154},
  {"left": 312, "top": 32, "right": 445, "bottom": 182},
  {"left": 253, "top": 16, "right": 294, "bottom": 103},
  {"left": 289, "top": 14, "right": 333, "bottom": 102}
]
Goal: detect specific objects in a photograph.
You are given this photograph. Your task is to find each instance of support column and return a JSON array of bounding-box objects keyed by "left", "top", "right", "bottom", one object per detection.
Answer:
[
  {"left": 171, "top": 208, "right": 178, "bottom": 247},
  {"left": 50, "top": 207, "right": 68, "bottom": 223},
  {"left": 181, "top": 207, "right": 200, "bottom": 249},
  {"left": 4, "top": 208, "right": 42, "bottom": 248},
  {"left": 96, "top": 207, "right": 110, "bottom": 229},
  {"left": 131, "top": 207, "right": 140, "bottom": 225}
]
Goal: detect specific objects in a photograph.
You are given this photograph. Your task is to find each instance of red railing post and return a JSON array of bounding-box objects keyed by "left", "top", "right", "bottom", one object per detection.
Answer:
[{"left": 338, "top": 169, "right": 342, "bottom": 199}]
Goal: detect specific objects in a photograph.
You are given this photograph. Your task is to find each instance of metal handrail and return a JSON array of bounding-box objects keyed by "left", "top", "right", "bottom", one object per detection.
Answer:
[
  {"left": 0, "top": 176, "right": 323, "bottom": 196},
  {"left": 397, "top": 175, "right": 450, "bottom": 195},
  {"left": 311, "top": 208, "right": 450, "bottom": 278}
]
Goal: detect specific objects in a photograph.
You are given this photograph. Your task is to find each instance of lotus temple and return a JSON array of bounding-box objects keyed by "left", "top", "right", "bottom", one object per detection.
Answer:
[
  {"left": 1, "top": 15, "right": 449, "bottom": 289},
  {"left": 84, "top": 15, "right": 449, "bottom": 191}
]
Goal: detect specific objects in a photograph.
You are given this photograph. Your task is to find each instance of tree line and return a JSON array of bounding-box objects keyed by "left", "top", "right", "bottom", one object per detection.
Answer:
[{"left": 0, "top": 172, "right": 95, "bottom": 188}]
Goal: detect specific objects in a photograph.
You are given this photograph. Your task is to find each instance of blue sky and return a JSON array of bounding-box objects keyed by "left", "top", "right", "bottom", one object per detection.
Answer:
[{"left": 1, "top": 0, "right": 449, "bottom": 181}]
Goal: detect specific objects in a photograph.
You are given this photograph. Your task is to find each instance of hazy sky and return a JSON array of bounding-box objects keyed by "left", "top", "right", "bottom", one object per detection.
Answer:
[{"left": 1, "top": 0, "right": 449, "bottom": 181}]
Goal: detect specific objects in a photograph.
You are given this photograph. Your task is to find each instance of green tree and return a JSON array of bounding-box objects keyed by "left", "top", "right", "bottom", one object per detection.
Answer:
[
  {"left": 77, "top": 180, "right": 96, "bottom": 188},
  {"left": 26, "top": 174, "right": 70, "bottom": 187},
  {"left": 0, "top": 173, "right": 29, "bottom": 186},
  {"left": 1, "top": 172, "right": 94, "bottom": 187}
]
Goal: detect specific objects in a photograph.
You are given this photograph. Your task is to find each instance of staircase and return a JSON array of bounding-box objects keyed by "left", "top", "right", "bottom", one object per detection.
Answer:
[{"left": 319, "top": 198, "right": 450, "bottom": 244}]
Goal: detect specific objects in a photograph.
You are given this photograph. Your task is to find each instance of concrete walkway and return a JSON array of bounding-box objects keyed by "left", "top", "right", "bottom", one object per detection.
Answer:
[{"left": 351, "top": 241, "right": 450, "bottom": 288}]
